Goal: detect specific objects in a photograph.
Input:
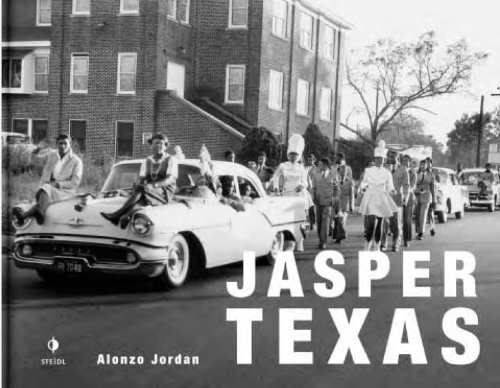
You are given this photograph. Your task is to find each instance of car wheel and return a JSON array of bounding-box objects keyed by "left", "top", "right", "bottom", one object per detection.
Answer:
[
  {"left": 455, "top": 205, "right": 464, "bottom": 219},
  {"left": 265, "top": 232, "right": 284, "bottom": 265},
  {"left": 488, "top": 201, "right": 495, "bottom": 212},
  {"left": 437, "top": 211, "right": 447, "bottom": 224},
  {"left": 156, "top": 234, "right": 190, "bottom": 289}
]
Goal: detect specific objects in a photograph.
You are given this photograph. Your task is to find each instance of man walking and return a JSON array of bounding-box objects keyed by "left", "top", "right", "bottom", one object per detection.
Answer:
[
  {"left": 312, "top": 158, "right": 337, "bottom": 249},
  {"left": 402, "top": 155, "right": 417, "bottom": 247},
  {"left": 386, "top": 156, "right": 410, "bottom": 251},
  {"left": 332, "top": 153, "right": 352, "bottom": 243}
]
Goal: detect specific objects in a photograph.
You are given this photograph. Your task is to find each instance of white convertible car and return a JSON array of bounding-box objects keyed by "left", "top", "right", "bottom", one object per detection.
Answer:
[{"left": 12, "top": 160, "right": 307, "bottom": 289}]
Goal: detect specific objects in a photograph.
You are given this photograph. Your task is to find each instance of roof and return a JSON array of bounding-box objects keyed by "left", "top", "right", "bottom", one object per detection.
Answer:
[{"left": 299, "top": 0, "right": 353, "bottom": 30}]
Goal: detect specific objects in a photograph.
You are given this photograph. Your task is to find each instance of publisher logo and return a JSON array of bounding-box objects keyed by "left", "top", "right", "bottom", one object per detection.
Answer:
[
  {"left": 41, "top": 336, "right": 66, "bottom": 366},
  {"left": 48, "top": 336, "right": 59, "bottom": 354}
]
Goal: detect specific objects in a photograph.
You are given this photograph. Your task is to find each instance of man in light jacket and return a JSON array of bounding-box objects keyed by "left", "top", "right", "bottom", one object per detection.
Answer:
[{"left": 13, "top": 134, "right": 83, "bottom": 225}]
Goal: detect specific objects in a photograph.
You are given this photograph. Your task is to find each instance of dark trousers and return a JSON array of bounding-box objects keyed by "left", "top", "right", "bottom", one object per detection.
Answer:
[
  {"left": 308, "top": 206, "right": 316, "bottom": 227},
  {"left": 403, "top": 203, "right": 414, "bottom": 242},
  {"left": 316, "top": 205, "right": 332, "bottom": 245},
  {"left": 365, "top": 215, "right": 384, "bottom": 243}
]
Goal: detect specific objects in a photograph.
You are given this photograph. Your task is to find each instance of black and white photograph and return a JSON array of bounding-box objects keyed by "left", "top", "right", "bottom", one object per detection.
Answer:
[{"left": 1, "top": 0, "right": 500, "bottom": 387}]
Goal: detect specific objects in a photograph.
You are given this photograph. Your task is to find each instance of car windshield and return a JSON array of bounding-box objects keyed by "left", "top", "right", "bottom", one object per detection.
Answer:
[
  {"left": 460, "top": 171, "right": 495, "bottom": 185},
  {"left": 432, "top": 169, "right": 448, "bottom": 184},
  {"left": 100, "top": 162, "right": 203, "bottom": 192}
]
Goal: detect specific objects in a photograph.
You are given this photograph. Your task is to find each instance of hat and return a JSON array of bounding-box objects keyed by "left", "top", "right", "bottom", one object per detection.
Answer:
[
  {"left": 148, "top": 133, "right": 169, "bottom": 145},
  {"left": 287, "top": 134, "right": 305, "bottom": 157},
  {"left": 374, "top": 140, "right": 387, "bottom": 158}
]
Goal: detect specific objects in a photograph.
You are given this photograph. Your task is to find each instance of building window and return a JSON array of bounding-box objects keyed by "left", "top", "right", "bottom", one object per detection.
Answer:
[
  {"left": 37, "top": 0, "right": 51, "bottom": 25},
  {"left": 167, "top": 0, "right": 176, "bottom": 18},
  {"left": 120, "top": 0, "right": 139, "bottom": 14},
  {"left": 72, "top": 0, "right": 90, "bottom": 15},
  {"left": 299, "top": 12, "right": 314, "bottom": 51},
  {"left": 323, "top": 25, "right": 336, "bottom": 60},
  {"left": 272, "top": 0, "right": 288, "bottom": 38},
  {"left": 178, "top": 0, "right": 190, "bottom": 23},
  {"left": 320, "top": 87, "right": 332, "bottom": 121},
  {"left": 12, "top": 119, "right": 29, "bottom": 135},
  {"left": 228, "top": 0, "right": 248, "bottom": 28},
  {"left": 70, "top": 54, "right": 89, "bottom": 93},
  {"left": 70, "top": 120, "right": 87, "bottom": 153},
  {"left": 33, "top": 120, "right": 48, "bottom": 143},
  {"left": 34, "top": 55, "right": 49, "bottom": 92},
  {"left": 225, "top": 65, "right": 245, "bottom": 104},
  {"left": 296, "top": 79, "right": 309, "bottom": 116},
  {"left": 117, "top": 53, "right": 137, "bottom": 94},
  {"left": 116, "top": 122, "right": 134, "bottom": 157},
  {"left": 166, "top": 61, "right": 185, "bottom": 98},
  {"left": 268, "top": 70, "right": 284, "bottom": 110},
  {"left": 2, "top": 59, "right": 22, "bottom": 89}
]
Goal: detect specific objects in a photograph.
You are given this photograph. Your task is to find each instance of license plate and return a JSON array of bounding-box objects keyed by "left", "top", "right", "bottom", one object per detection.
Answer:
[{"left": 56, "top": 260, "right": 84, "bottom": 274}]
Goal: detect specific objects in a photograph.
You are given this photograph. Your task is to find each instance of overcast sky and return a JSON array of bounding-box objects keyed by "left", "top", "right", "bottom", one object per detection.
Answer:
[{"left": 315, "top": 0, "right": 500, "bottom": 145}]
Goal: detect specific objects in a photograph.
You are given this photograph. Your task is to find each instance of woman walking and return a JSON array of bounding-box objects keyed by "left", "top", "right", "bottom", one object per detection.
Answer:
[{"left": 358, "top": 141, "right": 399, "bottom": 251}]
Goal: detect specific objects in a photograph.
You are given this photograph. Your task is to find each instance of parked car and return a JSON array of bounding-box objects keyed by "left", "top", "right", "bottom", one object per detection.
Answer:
[
  {"left": 458, "top": 168, "right": 500, "bottom": 212},
  {"left": 11, "top": 160, "right": 307, "bottom": 289},
  {"left": 432, "top": 167, "right": 469, "bottom": 223}
]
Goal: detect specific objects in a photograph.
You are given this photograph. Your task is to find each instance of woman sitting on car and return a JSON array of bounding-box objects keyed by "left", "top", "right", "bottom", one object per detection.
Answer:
[{"left": 101, "top": 133, "right": 177, "bottom": 227}]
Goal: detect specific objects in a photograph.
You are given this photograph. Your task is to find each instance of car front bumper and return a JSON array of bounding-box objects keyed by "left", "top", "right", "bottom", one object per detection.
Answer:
[{"left": 12, "top": 235, "right": 170, "bottom": 278}]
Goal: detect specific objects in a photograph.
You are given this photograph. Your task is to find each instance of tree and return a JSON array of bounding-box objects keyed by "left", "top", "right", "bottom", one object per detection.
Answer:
[
  {"left": 238, "top": 126, "right": 283, "bottom": 167},
  {"left": 379, "top": 113, "right": 448, "bottom": 166},
  {"left": 447, "top": 110, "right": 500, "bottom": 167},
  {"left": 342, "top": 31, "right": 488, "bottom": 144},
  {"left": 303, "top": 123, "right": 333, "bottom": 160}
]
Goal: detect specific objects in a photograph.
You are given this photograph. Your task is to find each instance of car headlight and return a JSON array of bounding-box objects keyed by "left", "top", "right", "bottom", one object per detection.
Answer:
[
  {"left": 21, "top": 244, "right": 33, "bottom": 257},
  {"left": 131, "top": 214, "right": 153, "bottom": 235}
]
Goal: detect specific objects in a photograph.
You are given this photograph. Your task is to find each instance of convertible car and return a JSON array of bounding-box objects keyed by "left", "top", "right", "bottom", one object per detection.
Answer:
[
  {"left": 458, "top": 168, "right": 500, "bottom": 212},
  {"left": 12, "top": 160, "right": 307, "bottom": 289}
]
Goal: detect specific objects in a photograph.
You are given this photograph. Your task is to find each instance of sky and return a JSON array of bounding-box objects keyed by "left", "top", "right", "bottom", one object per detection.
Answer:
[{"left": 314, "top": 0, "right": 500, "bottom": 146}]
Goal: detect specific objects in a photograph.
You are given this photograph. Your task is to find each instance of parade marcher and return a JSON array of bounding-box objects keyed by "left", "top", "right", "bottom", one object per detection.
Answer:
[
  {"left": 101, "top": 133, "right": 177, "bottom": 227},
  {"left": 224, "top": 150, "right": 236, "bottom": 163},
  {"left": 256, "top": 151, "right": 274, "bottom": 186},
  {"left": 402, "top": 154, "right": 417, "bottom": 247},
  {"left": 13, "top": 134, "right": 83, "bottom": 225},
  {"left": 425, "top": 157, "right": 436, "bottom": 236},
  {"left": 358, "top": 141, "right": 399, "bottom": 251},
  {"left": 312, "top": 158, "right": 337, "bottom": 249},
  {"left": 271, "top": 134, "right": 312, "bottom": 251},
  {"left": 383, "top": 155, "right": 410, "bottom": 252},
  {"left": 305, "top": 154, "right": 317, "bottom": 230},
  {"left": 331, "top": 152, "right": 353, "bottom": 244},
  {"left": 414, "top": 159, "right": 436, "bottom": 240}
]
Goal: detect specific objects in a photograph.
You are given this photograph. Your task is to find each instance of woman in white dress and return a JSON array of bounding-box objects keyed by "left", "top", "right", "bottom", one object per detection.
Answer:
[
  {"left": 359, "top": 141, "right": 399, "bottom": 251},
  {"left": 271, "top": 134, "right": 312, "bottom": 252}
]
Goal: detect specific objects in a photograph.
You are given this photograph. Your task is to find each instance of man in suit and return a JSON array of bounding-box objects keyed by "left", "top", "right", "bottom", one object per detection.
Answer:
[
  {"left": 402, "top": 154, "right": 417, "bottom": 247},
  {"left": 256, "top": 151, "right": 274, "bottom": 187},
  {"left": 13, "top": 134, "right": 83, "bottom": 225},
  {"left": 332, "top": 153, "right": 353, "bottom": 243},
  {"left": 384, "top": 156, "right": 410, "bottom": 251},
  {"left": 312, "top": 158, "right": 338, "bottom": 249},
  {"left": 415, "top": 159, "right": 436, "bottom": 239}
]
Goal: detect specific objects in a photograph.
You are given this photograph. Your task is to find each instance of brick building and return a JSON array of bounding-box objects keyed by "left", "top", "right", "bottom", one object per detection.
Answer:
[{"left": 2, "top": 0, "right": 350, "bottom": 159}]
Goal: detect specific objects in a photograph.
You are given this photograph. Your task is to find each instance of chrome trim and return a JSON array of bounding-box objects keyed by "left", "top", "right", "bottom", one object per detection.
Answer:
[{"left": 13, "top": 253, "right": 166, "bottom": 271}]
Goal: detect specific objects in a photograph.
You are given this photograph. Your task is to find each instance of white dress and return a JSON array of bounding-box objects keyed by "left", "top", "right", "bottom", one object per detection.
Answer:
[
  {"left": 272, "top": 161, "right": 313, "bottom": 209},
  {"left": 359, "top": 166, "right": 399, "bottom": 217}
]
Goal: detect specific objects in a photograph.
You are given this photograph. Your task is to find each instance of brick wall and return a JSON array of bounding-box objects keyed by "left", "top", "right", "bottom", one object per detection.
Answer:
[
  {"left": 194, "top": 0, "right": 263, "bottom": 125},
  {"left": 155, "top": 91, "right": 243, "bottom": 160}
]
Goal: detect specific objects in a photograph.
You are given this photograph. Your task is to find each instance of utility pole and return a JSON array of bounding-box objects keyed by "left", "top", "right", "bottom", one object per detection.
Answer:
[{"left": 476, "top": 95, "right": 484, "bottom": 167}]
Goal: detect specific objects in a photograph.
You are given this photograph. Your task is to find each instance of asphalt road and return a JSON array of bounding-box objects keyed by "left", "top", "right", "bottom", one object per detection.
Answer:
[{"left": 3, "top": 209, "right": 500, "bottom": 388}]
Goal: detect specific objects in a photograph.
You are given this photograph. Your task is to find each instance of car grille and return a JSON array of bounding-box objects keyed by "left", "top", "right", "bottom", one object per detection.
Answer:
[
  {"left": 16, "top": 241, "right": 133, "bottom": 264},
  {"left": 469, "top": 193, "right": 488, "bottom": 200}
]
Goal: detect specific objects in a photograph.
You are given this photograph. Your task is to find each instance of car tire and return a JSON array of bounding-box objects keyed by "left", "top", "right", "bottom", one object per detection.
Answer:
[
  {"left": 455, "top": 205, "right": 464, "bottom": 219},
  {"left": 437, "top": 211, "right": 447, "bottom": 224},
  {"left": 155, "top": 234, "right": 191, "bottom": 290},
  {"left": 265, "top": 232, "right": 284, "bottom": 266},
  {"left": 488, "top": 202, "right": 495, "bottom": 212}
]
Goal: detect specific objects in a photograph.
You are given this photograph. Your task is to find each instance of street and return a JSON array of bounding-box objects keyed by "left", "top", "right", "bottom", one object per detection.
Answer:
[{"left": 3, "top": 209, "right": 500, "bottom": 388}]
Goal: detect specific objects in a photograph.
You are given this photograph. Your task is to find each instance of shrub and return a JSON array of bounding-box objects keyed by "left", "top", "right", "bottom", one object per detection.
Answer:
[{"left": 238, "top": 126, "right": 283, "bottom": 167}]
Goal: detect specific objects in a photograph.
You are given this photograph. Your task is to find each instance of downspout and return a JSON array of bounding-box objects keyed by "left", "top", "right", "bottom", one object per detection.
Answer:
[
  {"left": 58, "top": 0, "right": 66, "bottom": 137},
  {"left": 332, "top": 29, "right": 342, "bottom": 156},
  {"left": 284, "top": 3, "right": 296, "bottom": 150},
  {"left": 311, "top": 16, "right": 320, "bottom": 123}
]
